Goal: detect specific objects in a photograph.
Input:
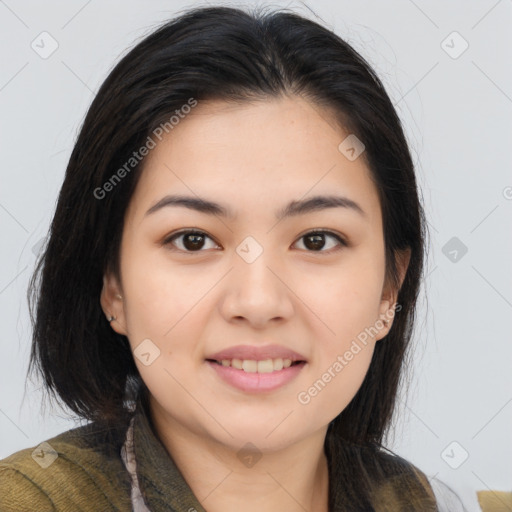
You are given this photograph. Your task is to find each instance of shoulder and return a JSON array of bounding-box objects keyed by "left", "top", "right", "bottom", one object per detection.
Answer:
[
  {"left": 381, "top": 463, "right": 469, "bottom": 512},
  {"left": 367, "top": 447, "right": 439, "bottom": 511},
  {"left": 328, "top": 439, "right": 440, "bottom": 510},
  {"left": 0, "top": 420, "right": 132, "bottom": 512}
]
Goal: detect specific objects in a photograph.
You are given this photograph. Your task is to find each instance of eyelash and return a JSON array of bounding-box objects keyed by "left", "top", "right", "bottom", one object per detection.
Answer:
[{"left": 162, "top": 229, "right": 347, "bottom": 254}]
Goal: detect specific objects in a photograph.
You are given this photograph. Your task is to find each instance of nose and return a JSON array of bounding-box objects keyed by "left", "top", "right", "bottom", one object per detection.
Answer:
[{"left": 218, "top": 247, "right": 294, "bottom": 329}]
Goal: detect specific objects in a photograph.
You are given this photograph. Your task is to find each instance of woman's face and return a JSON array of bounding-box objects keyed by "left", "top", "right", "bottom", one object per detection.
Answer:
[{"left": 103, "top": 95, "right": 405, "bottom": 452}]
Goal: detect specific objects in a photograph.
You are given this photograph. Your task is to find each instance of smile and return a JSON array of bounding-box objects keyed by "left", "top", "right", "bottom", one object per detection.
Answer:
[
  {"left": 208, "top": 357, "right": 303, "bottom": 373},
  {"left": 206, "top": 359, "right": 307, "bottom": 392}
]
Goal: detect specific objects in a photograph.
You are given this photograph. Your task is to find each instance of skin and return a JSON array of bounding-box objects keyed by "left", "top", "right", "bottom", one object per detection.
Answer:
[{"left": 101, "top": 94, "right": 409, "bottom": 512}]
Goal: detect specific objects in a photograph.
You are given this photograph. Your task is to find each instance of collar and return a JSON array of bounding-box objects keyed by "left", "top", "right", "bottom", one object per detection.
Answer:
[
  {"left": 121, "top": 395, "right": 206, "bottom": 512},
  {"left": 120, "top": 393, "right": 437, "bottom": 511}
]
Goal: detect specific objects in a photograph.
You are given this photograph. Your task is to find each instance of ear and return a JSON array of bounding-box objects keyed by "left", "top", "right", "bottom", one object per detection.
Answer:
[
  {"left": 100, "top": 271, "right": 128, "bottom": 336},
  {"left": 375, "top": 248, "right": 411, "bottom": 340}
]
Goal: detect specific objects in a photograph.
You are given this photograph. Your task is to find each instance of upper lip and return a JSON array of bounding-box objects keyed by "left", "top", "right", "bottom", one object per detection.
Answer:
[{"left": 206, "top": 344, "right": 307, "bottom": 362}]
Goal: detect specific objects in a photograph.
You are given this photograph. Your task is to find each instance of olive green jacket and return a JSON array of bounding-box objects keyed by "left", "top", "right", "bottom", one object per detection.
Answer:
[
  {"left": 0, "top": 398, "right": 206, "bottom": 512},
  {"left": 0, "top": 397, "right": 439, "bottom": 511}
]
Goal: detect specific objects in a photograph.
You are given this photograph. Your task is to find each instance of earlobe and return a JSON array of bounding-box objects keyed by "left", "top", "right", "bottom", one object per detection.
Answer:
[
  {"left": 376, "top": 248, "right": 411, "bottom": 340},
  {"left": 376, "top": 299, "right": 392, "bottom": 340},
  {"left": 100, "top": 273, "right": 128, "bottom": 336}
]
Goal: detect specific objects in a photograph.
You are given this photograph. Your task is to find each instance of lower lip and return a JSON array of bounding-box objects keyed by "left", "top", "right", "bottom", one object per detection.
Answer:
[{"left": 206, "top": 360, "right": 306, "bottom": 392}]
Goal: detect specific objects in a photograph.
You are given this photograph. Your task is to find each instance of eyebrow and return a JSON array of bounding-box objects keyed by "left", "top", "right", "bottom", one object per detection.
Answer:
[{"left": 144, "top": 194, "right": 366, "bottom": 220}]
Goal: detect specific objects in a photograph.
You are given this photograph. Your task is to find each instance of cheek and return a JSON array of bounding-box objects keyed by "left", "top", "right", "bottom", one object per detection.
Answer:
[
  {"left": 296, "top": 257, "right": 384, "bottom": 341},
  {"left": 292, "top": 255, "right": 383, "bottom": 418},
  {"left": 120, "top": 240, "right": 208, "bottom": 339},
  {"left": 316, "top": 347, "right": 375, "bottom": 422},
  {"left": 297, "top": 334, "right": 377, "bottom": 424}
]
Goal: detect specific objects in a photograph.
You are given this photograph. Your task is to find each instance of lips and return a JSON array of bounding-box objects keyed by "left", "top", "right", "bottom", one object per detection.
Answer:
[
  {"left": 206, "top": 344, "right": 307, "bottom": 363},
  {"left": 205, "top": 344, "right": 307, "bottom": 392}
]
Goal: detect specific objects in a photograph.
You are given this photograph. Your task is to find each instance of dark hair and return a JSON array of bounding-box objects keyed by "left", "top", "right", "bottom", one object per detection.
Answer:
[{"left": 27, "top": 5, "right": 436, "bottom": 510}]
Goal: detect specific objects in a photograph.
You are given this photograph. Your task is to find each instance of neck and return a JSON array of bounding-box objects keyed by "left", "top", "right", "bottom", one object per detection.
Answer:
[{"left": 149, "top": 398, "right": 330, "bottom": 512}]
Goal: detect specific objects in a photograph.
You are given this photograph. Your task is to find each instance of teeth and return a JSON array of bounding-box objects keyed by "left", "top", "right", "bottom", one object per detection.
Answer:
[{"left": 217, "top": 358, "right": 295, "bottom": 373}]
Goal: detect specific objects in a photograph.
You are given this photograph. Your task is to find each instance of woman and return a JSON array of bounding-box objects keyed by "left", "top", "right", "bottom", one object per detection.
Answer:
[{"left": 0, "top": 5, "right": 462, "bottom": 511}]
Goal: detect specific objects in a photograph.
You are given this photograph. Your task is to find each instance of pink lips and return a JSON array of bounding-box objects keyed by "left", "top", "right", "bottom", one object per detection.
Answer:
[
  {"left": 205, "top": 344, "right": 307, "bottom": 393},
  {"left": 207, "top": 360, "right": 306, "bottom": 392},
  {"left": 206, "top": 344, "right": 306, "bottom": 363}
]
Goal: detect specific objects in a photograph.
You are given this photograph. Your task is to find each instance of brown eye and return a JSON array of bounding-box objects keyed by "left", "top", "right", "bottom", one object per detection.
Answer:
[
  {"left": 163, "top": 230, "right": 219, "bottom": 252},
  {"left": 294, "top": 230, "right": 346, "bottom": 252}
]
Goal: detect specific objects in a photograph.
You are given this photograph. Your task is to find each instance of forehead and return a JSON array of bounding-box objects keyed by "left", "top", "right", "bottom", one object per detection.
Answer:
[{"left": 128, "top": 95, "right": 381, "bottom": 224}]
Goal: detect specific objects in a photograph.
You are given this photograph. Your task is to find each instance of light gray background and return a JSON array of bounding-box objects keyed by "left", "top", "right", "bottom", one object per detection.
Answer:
[{"left": 1, "top": 1, "right": 511, "bottom": 511}]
